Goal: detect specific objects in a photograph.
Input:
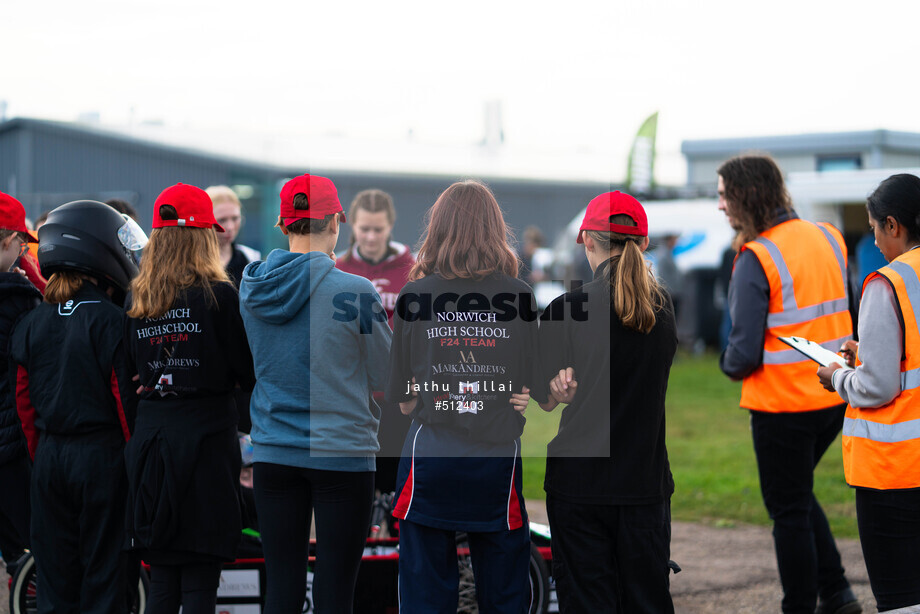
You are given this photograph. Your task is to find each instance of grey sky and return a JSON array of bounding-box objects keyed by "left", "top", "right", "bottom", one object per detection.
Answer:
[{"left": 2, "top": 0, "right": 915, "bottom": 184}]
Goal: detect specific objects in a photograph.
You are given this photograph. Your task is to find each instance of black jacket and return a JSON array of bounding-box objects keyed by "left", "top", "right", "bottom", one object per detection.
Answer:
[
  {"left": 125, "top": 283, "right": 255, "bottom": 400},
  {"left": 385, "top": 273, "right": 539, "bottom": 444},
  {"left": 124, "top": 283, "right": 254, "bottom": 562},
  {"left": 536, "top": 260, "right": 677, "bottom": 505},
  {"left": 0, "top": 273, "right": 41, "bottom": 466},
  {"left": 9, "top": 283, "right": 136, "bottom": 458}
]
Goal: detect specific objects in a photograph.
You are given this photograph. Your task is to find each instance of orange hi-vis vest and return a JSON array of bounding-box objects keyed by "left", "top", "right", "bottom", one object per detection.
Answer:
[
  {"left": 739, "top": 219, "right": 852, "bottom": 412},
  {"left": 843, "top": 248, "right": 920, "bottom": 490}
]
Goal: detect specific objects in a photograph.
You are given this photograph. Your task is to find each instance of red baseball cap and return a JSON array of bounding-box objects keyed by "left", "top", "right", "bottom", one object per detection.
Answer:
[
  {"left": 279, "top": 174, "right": 344, "bottom": 226},
  {"left": 0, "top": 192, "right": 38, "bottom": 242},
  {"left": 152, "top": 183, "right": 225, "bottom": 232},
  {"left": 576, "top": 191, "right": 648, "bottom": 243}
]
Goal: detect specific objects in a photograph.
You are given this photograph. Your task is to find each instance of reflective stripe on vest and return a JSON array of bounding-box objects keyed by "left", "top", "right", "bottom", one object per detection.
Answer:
[
  {"left": 889, "top": 259, "right": 920, "bottom": 340},
  {"left": 754, "top": 227, "right": 849, "bottom": 330},
  {"left": 738, "top": 219, "right": 852, "bottom": 413},
  {"left": 891, "top": 259, "right": 920, "bottom": 393},
  {"left": 842, "top": 249, "right": 920, "bottom": 489},
  {"left": 843, "top": 416, "right": 920, "bottom": 443}
]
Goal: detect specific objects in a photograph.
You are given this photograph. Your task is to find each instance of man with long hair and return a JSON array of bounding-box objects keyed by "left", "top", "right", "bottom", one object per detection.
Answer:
[{"left": 718, "top": 155, "right": 861, "bottom": 614}]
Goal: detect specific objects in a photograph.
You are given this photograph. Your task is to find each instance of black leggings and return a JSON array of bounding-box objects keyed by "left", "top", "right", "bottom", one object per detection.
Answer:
[
  {"left": 145, "top": 562, "right": 222, "bottom": 614},
  {"left": 856, "top": 488, "right": 920, "bottom": 611},
  {"left": 253, "top": 462, "right": 374, "bottom": 614}
]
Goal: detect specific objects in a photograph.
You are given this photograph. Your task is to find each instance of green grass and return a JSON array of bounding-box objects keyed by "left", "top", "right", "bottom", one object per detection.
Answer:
[
  {"left": 521, "top": 352, "right": 859, "bottom": 538},
  {"left": 520, "top": 404, "right": 561, "bottom": 498}
]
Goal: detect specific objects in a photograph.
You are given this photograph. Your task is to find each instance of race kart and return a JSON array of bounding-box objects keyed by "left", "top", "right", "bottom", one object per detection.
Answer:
[{"left": 8, "top": 498, "right": 556, "bottom": 614}]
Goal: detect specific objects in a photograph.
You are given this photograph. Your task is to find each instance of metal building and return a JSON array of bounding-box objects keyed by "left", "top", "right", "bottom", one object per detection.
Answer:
[
  {"left": 681, "top": 130, "right": 920, "bottom": 236},
  {"left": 682, "top": 130, "right": 920, "bottom": 192},
  {"left": 0, "top": 118, "right": 611, "bottom": 254}
]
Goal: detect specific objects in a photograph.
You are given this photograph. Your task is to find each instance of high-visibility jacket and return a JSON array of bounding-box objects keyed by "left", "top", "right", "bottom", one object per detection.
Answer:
[
  {"left": 739, "top": 219, "right": 852, "bottom": 412},
  {"left": 843, "top": 248, "right": 920, "bottom": 490}
]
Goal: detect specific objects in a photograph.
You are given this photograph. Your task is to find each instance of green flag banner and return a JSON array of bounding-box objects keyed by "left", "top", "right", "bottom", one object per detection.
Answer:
[{"left": 626, "top": 111, "right": 658, "bottom": 194}]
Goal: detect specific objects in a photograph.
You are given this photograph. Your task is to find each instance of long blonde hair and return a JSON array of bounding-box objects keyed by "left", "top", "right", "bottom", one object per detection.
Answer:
[
  {"left": 205, "top": 185, "right": 241, "bottom": 208},
  {"left": 587, "top": 214, "right": 666, "bottom": 333},
  {"left": 127, "top": 227, "right": 229, "bottom": 318}
]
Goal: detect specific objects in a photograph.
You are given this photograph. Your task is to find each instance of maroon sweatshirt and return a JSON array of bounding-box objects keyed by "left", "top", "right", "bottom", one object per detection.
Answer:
[{"left": 336, "top": 242, "right": 415, "bottom": 328}]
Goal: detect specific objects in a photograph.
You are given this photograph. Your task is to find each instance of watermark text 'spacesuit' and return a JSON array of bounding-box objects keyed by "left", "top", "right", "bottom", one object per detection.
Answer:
[{"left": 332, "top": 287, "right": 588, "bottom": 332}]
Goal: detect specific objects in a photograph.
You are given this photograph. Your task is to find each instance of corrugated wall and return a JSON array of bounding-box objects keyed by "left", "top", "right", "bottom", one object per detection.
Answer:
[
  {"left": 0, "top": 120, "right": 611, "bottom": 256},
  {"left": 0, "top": 120, "right": 276, "bottom": 248},
  {"left": 27, "top": 128, "right": 240, "bottom": 218},
  {"left": 0, "top": 129, "right": 22, "bottom": 196}
]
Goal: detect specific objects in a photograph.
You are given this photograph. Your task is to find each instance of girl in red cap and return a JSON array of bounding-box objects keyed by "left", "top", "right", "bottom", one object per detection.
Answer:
[
  {"left": 385, "top": 180, "right": 538, "bottom": 613},
  {"left": 517, "top": 191, "right": 678, "bottom": 613},
  {"left": 240, "top": 173, "right": 393, "bottom": 614},
  {"left": 0, "top": 191, "right": 41, "bottom": 582},
  {"left": 0, "top": 192, "right": 45, "bottom": 292},
  {"left": 123, "top": 183, "right": 255, "bottom": 614}
]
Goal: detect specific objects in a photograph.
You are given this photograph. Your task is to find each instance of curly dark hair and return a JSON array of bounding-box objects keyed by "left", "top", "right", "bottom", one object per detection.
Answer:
[{"left": 718, "top": 154, "right": 792, "bottom": 249}]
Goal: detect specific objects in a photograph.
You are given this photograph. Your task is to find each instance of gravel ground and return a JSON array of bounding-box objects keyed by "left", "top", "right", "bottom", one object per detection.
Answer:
[
  {"left": 0, "top": 511, "right": 877, "bottom": 614},
  {"left": 669, "top": 521, "right": 875, "bottom": 613},
  {"left": 527, "top": 500, "right": 876, "bottom": 613}
]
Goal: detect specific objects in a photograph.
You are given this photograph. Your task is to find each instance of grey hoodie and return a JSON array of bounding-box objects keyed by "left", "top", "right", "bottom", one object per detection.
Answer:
[{"left": 239, "top": 249, "right": 392, "bottom": 471}]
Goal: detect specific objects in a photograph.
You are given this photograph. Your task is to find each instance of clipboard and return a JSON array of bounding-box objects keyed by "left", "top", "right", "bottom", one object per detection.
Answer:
[{"left": 778, "top": 336, "right": 853, "bottom": 370}]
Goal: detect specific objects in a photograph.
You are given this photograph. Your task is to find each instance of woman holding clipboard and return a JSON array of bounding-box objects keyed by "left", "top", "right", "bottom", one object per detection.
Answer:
[{"left": 817, "top": 173, "right": 920, "bottom": 613}]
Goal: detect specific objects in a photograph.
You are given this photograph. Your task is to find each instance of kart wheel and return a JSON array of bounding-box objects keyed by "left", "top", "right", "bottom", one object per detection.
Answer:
[
  {"left": 9, "top": 552, "right": 149, "bottom": 614},
  {"left": 134, "top": 566, "right": 149, "bottom": 614},
  {"left": 9, "top": 551, "right": 36, "bottom": 614},
  {"left": 455, "top": 537, "right": 550, "bottom": 614},
  {"left": 527, "top": 543, "right": 550, "bottom": 614}
]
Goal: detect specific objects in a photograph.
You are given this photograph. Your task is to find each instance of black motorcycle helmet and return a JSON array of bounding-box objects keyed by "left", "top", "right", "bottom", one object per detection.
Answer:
[{"left": 37, "top": 200, "right": 148, "bottom": 296}]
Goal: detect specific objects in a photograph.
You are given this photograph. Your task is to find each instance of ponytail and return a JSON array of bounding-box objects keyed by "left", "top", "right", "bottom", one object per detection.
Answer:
[{"left": 588, "top": 229, "right": 665, "bottom": 334}]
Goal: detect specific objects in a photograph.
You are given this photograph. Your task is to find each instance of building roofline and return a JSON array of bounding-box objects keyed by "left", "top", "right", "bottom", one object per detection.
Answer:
[
  {"left": 681, "top": 129, "right": 920, "bottom": 157},
  {"left": 0, "top": 117, "right": 285, "bottom": 177},
  {"left": 0, "top": 117, "right": 620, "bottom": 190}
]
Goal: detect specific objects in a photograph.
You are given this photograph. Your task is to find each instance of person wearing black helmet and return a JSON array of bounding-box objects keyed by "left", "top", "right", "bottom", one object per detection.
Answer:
[{"left": 9, "top": 200, "right": 147, "bottom": 614}]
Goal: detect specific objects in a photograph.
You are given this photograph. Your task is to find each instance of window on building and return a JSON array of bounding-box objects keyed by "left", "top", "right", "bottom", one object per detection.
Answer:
[{"left": 816, "top": 155, "right": 862, "bottom": 172}]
